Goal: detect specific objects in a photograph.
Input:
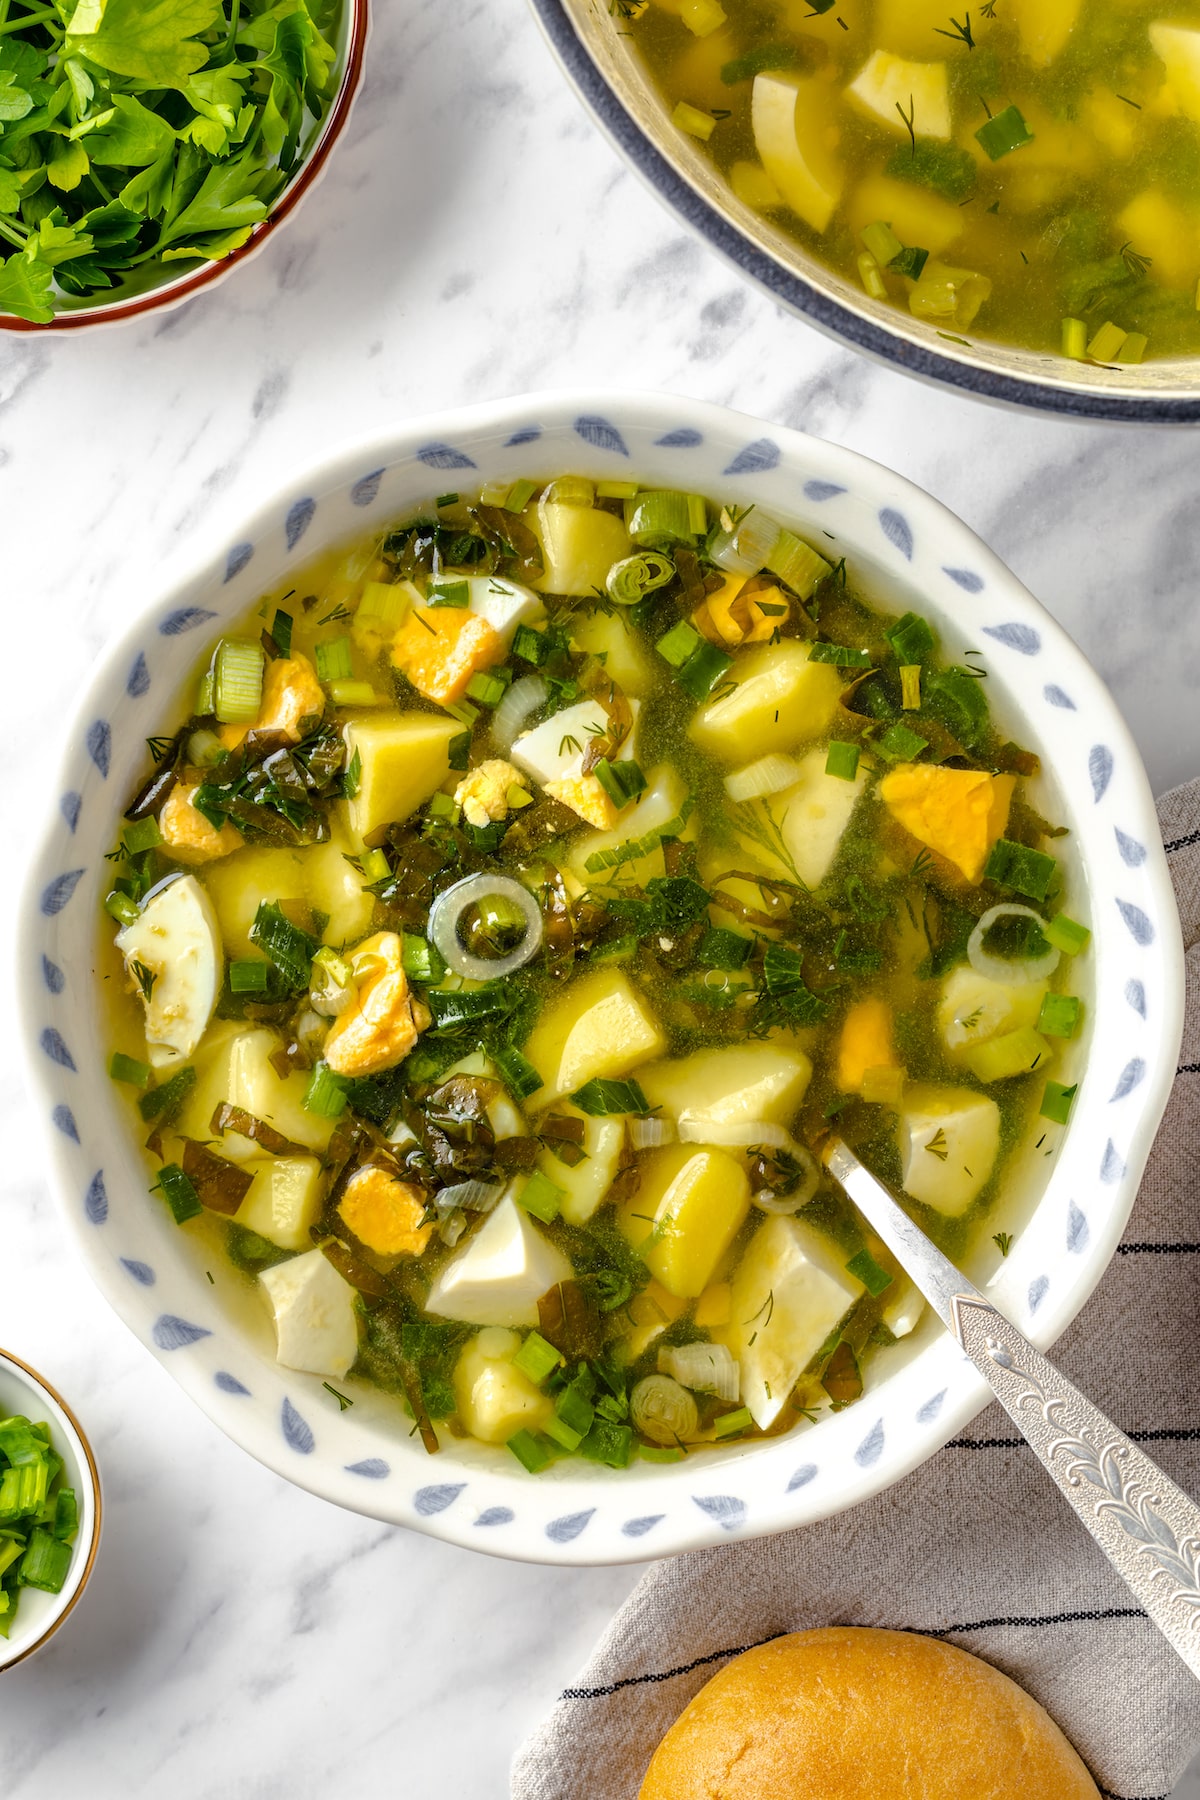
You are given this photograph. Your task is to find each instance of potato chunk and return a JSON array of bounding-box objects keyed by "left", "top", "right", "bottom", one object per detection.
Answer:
[
  {"left": 570, "top": 609, "right": 653, "bottom": 695},
  {"left": 524, "top": 968, "right": 666, "bottom": 1110},
  {"left": 342, "top": 712, "right": 460, "bottom": 847},
  {"left": 638, "top": 1043, "right": 812, "bottom": 1132},
  {"left": 235, "top": 1155, "right": 322, "bottom": 1252},
  {"left": 532, "top": 501, "right": 631, "bottom": 597},
  {"left": 880, "top": 763, "right": 1014, "bottom": 884},
  {"left": 203, "top": 846, "right": 307, "bottom": 956},
  {"left": 567, "top": 764, "right": 692, "bottom": 884},
  {"left": 938, "top": 965, "right": 1048, "bottom": 1056},
  {"left": 847, "top": 51, "right": 950, "bottom": 139},
  {"left": 689, "top": 641, "right": 843, "bottom": 763},
  {"left": 1152, "top": 22, "right": 1200, "bottom": 123},
  {"left": 898, "top": 1083, "right": 1001, "bottom": 1215},
  {"left": 732, "top": 746, "right": 868, "bottom": 890},
  {"left": 751, "top": 74, "right": 844, "bottom": 232},
  {"left": 454, "top": 1330, "right": 553, "bottom": 1444},
  {"left": 619, "top": 1145, "right": 750, "bottom": 1298},
  {"left": 1011, "top": 0, "right": 1081, "bottom": 67},
  {"left": 537, "top": 1106, "right": 626, "bottom": 1227},
  {"left": 176, "top": 1023, "right": 336, "bottom": 1161}
]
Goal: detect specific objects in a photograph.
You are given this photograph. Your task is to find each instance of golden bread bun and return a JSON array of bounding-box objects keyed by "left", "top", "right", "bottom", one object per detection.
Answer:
[{"left": 638, "top": 1627, "right": 1098, "bottom": 1799}]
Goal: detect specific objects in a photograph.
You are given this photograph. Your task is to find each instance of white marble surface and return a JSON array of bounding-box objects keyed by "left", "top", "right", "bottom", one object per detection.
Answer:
[{"left": 2, "top": 0, "right": 1200, "bottom": 1793}]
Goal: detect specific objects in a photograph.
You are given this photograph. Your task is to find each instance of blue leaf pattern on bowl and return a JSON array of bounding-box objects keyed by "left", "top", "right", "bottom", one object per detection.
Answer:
[
  {"left": 476, "top": 1507, "right": 514, "bottom": 1527},
  {"left": 215, "top": 1371, "right": 250, "bottom": 1396},
  {"left": 1028, "top": 1275, "right": 1049, "bottom": 1313},
  {"left": 59, "top": 792, "right": 81, "bottom": 833},
  {"left": 346, "top": 1459, "right": 389, "bottom": 1479},
  {"left": 41, "top": 1027, "right": 75, "bottom": 1069},
  {"left": 281, "top": 1397, "right": 314, "bottom": 1453},
  {"left": 1115, "top": 829, "right": 1147, "bottom": 867},
  {"left": 52, "top": 1105, "right": 78, "bottom": 1142},
  {"left": 120, "top": 1258, "right": 155, "bottom": 1286},
  {"left": 86, "top": 719, "right": 111, "bottom": 778},
  {"left": 41, "top": 869, "right": 84, "bottom": 915},
  {"left": 350, "top": 469, "right": 384, "bottom": 506},
  {"left": 803, "top": 480, "right": 845, "bottom": 502},
  {"left": 285, "top": 497, "right": 316, "bottom": 550},
  {"left": 942, "top": 566, "right": 984, "bottom": 593},
  {"left": 546, "top": 1508, "right": 595, "bottom": 1543},
  {"left": 622, "top": 1515, "right": 664, "bottom": 1537},
  {"left": 160, "top": 606, "right": 216, "bottom": 636},
  {"left": 42, "top": 956, "right": 64, "bottom": 994},
  {"left": 127, "top": 652, "right": 150, "bottom": 698},
  {"left": 879, "top": 509, "right": 913, "bottom": 560},
  {"left": 786, "top": 1464, "right": 818, "bottom": 1492},
  {"left": 656, "top": 428, "right": 702, "bottom": 447},
  {"left": 1044, "top": 685, "right": 1075, "bottom": 710},
  {"left": 573, "top": 415, "right": 628, "bottom": 457},
  {"left": 1116, "top": 898, "right": 1154, "bottom": 946},
  {"left": 414, "top": 1483, "right": 465, "bottom": 1516},
  {"left": 85, "top": 1171, "right": 107, "bottom": 1224},
  {"left": 1126, "top": 978, "right": 1146, "bottom": 1018},
  {"left": 916, "top": 1390, "right": 946, "bottom": 1424},
  {"left": 723, "top": 438, "right": 780, "bottom": 476},
  {"left": 1101, "top": 1140, "right": 1125, "bottom": 1183},
  {"left": 854, "top": 1420, "right": 885, "bottom": 1468},
  {"left": 982, "top": 622, "right": 1040, "bottom": 656},
  {"left": 417, "top": 441, "right": 476, "bottom": 471},
  {"left": 224, "top": 544, "right": 254, "bottom": 583},
  {"left": 1111, "top": 1058, "right": 1146, "bottom": 1101},
  {"left": 1067, "top": 1202, "right": 1089, "bottom": 1254},
  {"left": 693, "top": 1494, "right": 747, "bottom": 1530},
  {"left": 504, "top": 427, "right": 541, "bottom": 448},
  {"left": 1089, "top": 744, "right": 1114, "bottom": 802},
  {"left": 153, "top": 1314, "right": 212, "bottom": 1350}
]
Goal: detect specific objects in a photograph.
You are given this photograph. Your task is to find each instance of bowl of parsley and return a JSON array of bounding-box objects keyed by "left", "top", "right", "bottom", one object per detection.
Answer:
[{"left": 0, "top": 0, "right": 367, "bottom": 331}]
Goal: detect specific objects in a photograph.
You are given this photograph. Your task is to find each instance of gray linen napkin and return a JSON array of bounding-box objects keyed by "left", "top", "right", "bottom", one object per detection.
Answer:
[{"left": 512, "top": 779, "right": 1200, "bottom": 1800}]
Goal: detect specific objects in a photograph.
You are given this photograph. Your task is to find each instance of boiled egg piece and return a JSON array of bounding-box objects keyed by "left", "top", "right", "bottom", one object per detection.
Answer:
[{"left": 115, "top": 873, "right": 223, "bottom": 1070}]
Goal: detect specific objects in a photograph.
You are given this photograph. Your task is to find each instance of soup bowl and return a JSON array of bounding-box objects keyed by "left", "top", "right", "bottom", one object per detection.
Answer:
[
  {"left": 528, "top": 0, "right": 1200, "bottom": 425},
  {"left": 18, "top": 392, "right": 1183, "bottom": 1564}
]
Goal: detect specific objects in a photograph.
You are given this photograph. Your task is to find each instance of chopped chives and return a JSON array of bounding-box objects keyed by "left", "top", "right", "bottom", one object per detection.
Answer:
[
  {"left": 825, "top": 740, "right": 860, "bottom": 781},
  {"left": 861, "top": 220, "right": 903, "bottom": 266},
  {"left": 401, "top": 934, "right": 446, "bottom": 983},
  {"left": 503, "top": 478, "right": 538, "bottom": 513},
  {"left": 436, "top": 492, "right": 459, "bottom": 508},
  {"left": 845, "top": 1248, "right": 894, "bottom": 1296},
  {"left": 884, "top": 611, "right": 935, "bottom": 664},
  {"left": 156, "top": 1163, "right": 203, "bottom": 1224},
  {"left": 507, "top": 1429, "right": 555, "bottom": 1473},
  {"left": 138, "top": 1064, "right": 196, "bottom": 1123},
  {"left": 357, "top": 580, "right": 412, "bottom": 628},
  {"left": 271, "top": 608, "right": 294, "bottom": 655},
  {"left": 857, "top": 250, "right": 887, "bottom": 301},
  {"left": 1040, "top": 1080, "right": 1078, "bottom": 1125},
  {"left": 596, "top": 480, "right": 639, "bottom": 499},
  {"left": 1038, "top": 993, "right": 1082, "bottom": 1039},
  {"left": 109, "top": 1050, "right": 151, "bottom": 1088},
  {"left": 490, "top": 1042, "right": 544, "bottom": 1101},
  {"left": 639, "top": 1443, "right": 686, "bottom": 1463},
  {"left": 1087, "top": 320, "right": 1127, "bottom": 363},
  {"left": 328, "top": 680, "right": 380, "bottom": 707},
  {"left": 122, "top": 815, "right": 162, "bottom": 856},
  {"left": 512, "top": 624, "right": 548, "bottom": 665},
  {"left": 465, "top": 670, "right": 510, "bottom": 707},
  {"left": 304, "top": 1061, "right": 349, "bottom": 1119},
  {"left": 229, "top": 957, "right": 271, "bottom": 994},
  {"left": 359, "top": 847, "right": 390, "bottom": 884},
  {"left": 1062, "top": 317, "right": 1088, "bottom": 360},
  {"left": 713, "top": 1406, "right": 754, "bottom": 1439},
  {"left": 984, "top": 838, "right": 1057, "bottom": 902},
  {"left": 899, "top": 665, "right": 922, "bottom": 710},
  {"left": 556, "top": 1377, "right": 596, "bottom": 1440},
  {"left": 1045, "top": 913, "right": 1090, "bottom": 955},
  {"left": 542, "top": 1414, "right": 584, "bottom": 1452},
  {"left": 807, "top": 641, "right": 872, "bottom": 667},
  {"left": 975, "top": 104, "right": 1034, "bottom": 161},
  {"left": 656, "top": 619, "right": 704, "bottom": 668},
  {"left": 105, "top": 890, "right": 140, "bottom": 927},
  {"left": 673, "top": 99, "right": 716, "bottom": 140},
  {"left": 250, "top": 900, "right": 318, "bottom": 986},
  {"left": 1115, "top": 332, "right": 1148, "bottom": 365},
  {"left": 443, "top": 698, "right": 480, "bottom": 727},
  {"left": 512, "top": 1332, "right": 564, "bottom": 1385},
  {"left": 18, "top": 1526, "right": 72, "bottom": 1594},
  {"left": 52, "top": 1487, "right": 78, "bottom": 1542},
  {"left": 676, "top": 640, "right": 734, "bottom": 700},
  {"left": 517, "top": 1169, "right": 564, "bottom": 1224},
  {"left": 212, "top": 639, "right": 265, "bottom": 724},
  {"left": 427, "top": 578, "right": 470, "bottom": 607},
  {"left": 876, "top": 722, "right": 929, "bottom": 761},
  {"left": 594, "top": 756, "right": 648, "bottom": 808},
  {"left": 314, "top": 636, "right": 353, "bottom": 683}
]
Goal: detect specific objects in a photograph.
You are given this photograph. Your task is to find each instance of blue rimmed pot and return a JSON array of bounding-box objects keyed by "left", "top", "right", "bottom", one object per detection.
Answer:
[
  {"left": 527, "top": 0, "right": 1200, "bottom": 425},
  {"left": 18, "top": 392, "right": 1184, "bottom": 1565}
]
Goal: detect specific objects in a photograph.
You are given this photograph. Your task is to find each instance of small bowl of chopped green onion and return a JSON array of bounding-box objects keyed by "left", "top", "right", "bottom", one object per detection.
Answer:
[
  {"left": 0, "top": 1348, "right": 100, "bottom": 1670},
  {"left": 0, "top": 0, "right": 368, "bottom": 331}
]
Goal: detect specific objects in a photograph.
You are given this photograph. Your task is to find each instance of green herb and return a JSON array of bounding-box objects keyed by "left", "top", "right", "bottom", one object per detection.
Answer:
[
  {"left": 845, "top": 1248, "right": 893, "bottom": 1296},
  {"left": 993, "top": 1231, "right": 1013, "bottom": 1256},
  {"left": 876, "top": 722, "right": 929, "bottom": 761},
  {"left": 593, "top": 756, "right": 648, "bottom": 808},
  {"left": 489, "top": 1042, "right": 544, "bottom": 1101},
  {"left": 138, "top": 1064, "right": 196, "bottom": 1124},
  {"left": 925, "top": 1127, "right": 949, "bottom": 1161},
  {"left": 322, "top": 1384, "right": 353, "bottom": 1411},
  {"left": 512, "top": 624, "right": 548, "bottom": 665},
  {"left": 228, "top": 957, "right": 271, "bottom": 994},
  {"left": 975, "top": 102, "right": 1033, "bottom": 160},
  {"left": 656, "top": 619, "right": 704, "bottom": 668},
  {"left": 571, "top": 1077, "right": 652, "bottom": 1116},
  {"left": 807, "top": 641, "right": 872, "bottom": 667},
  {"left": 825, "top": 740, "right": 860, "bottom": 781},
  {"left": 887, "top": 140, "right": 976, "bottom": 201},
  {"left": 675, "top": 639, "right": 734, "bottom": 702},
  {"left": 250, "top": 901, "right": 319, "bottom": 987},
  {"left": 934, "top": 12, "right": 974, "bottom": 47},
  {"left": 109, "top": 1050, "right": 151, "bottom": 1088},
  {"left": 984, "top": 838, "right": 1057, "bottom": 902},
  {"left": 426, "top": 985, "right": 519, "bottom": 1031},
  {"left": 890, "top": 245, "right": 929, "bottom": 280},
  {"left": 400, "top": 934, "right": 446, "bottom": 984},
  {"left": 122, "top": 815, "right": 162, "bottom": 856},
  {"left": 131, "top": 959, "right": 157, "bottom": 1002},
  {"left": 427, "top": 578, "right": 470, "bottom": 607},
  {"left": 507, "top": 1428, "right": 556, "bottom": 1474},
  {"left": 1037, "top": 993, "right": 1081, "bottom": 1038},
  {"left": 578, "top": 1416, "right": 634, "bottom": 1469},
  {"left": 512, "top": 1332, "right": 564, "bottom": 1385},
  {"left": 1040, "top": 1080, "right": 1077, "bottom": 1125},
  {"left": 314, "top": 636, "right": 353, "bottom": 683},
  {"left": 1044, "top": 914, "right": 1090, "bottom": 955},
  {"left": 697, "top": 927, "right": 753, "bottom": 970},
  {"left": 516, "top": 1169, "right": 564, "bottom": 1223},
  {"left": 156, "top": 1163, "right": 203, "bottom": 1224},
  {"left": 271, "top": 609, "right": 294, "bottom": 657}
]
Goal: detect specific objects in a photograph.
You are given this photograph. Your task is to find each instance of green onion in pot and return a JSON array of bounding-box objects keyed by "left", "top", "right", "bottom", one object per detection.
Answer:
[{"left": 630, "top": 1375, "right": 699, "bottom": 1447}]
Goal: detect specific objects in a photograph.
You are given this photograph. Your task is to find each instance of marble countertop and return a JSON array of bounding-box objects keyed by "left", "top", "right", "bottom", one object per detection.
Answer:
[{"left": 3, "top": 1, "right": 1200, "bottom": 1793}]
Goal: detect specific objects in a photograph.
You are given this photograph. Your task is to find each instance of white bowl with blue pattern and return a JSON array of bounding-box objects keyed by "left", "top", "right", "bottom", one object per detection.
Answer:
[{"left": 19, "top": 393, "right": 1184, "bottom": 1565}]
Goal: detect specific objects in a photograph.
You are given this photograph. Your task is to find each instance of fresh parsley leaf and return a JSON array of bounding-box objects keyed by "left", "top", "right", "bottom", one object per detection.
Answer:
[
  {"left": 65, "top": 0, "right": 221, "bottom": 87},
  {"left": 0, "top": 251, "right": 53, "bottom": 323}
]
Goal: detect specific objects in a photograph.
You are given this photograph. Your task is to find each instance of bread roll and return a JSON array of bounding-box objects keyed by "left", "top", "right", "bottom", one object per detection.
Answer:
[{"left": 638, "top": 1627, "right": 1098, "bottom": 1799}]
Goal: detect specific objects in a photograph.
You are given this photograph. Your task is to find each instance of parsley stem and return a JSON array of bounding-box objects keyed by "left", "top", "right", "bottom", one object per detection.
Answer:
[
  {"left": 0, "top": 3, "right": 57, "bottom": 32},
  {"left": 0, "top": 216, "right": 28, "bottom": 250}
]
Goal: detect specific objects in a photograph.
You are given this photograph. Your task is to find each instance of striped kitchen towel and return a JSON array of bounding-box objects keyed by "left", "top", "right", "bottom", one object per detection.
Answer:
[{"left": 512, "top": 778, "right": 1200, "bottom": 1800}]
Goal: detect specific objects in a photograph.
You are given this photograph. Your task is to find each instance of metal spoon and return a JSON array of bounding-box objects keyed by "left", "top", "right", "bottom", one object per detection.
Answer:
[{"left": 824, "top": 1137, "right": 1200, "bottom": 1680}]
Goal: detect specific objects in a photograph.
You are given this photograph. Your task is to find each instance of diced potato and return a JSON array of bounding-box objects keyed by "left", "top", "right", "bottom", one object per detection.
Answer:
[
  {"left": 732, "top": 745, "right": 868, "bottom": 890},
  {"left": 723, "top": 1215, "right": 864, "bottom": 1429},
  {"left": 695, "top": 1282, "right": 731, "bottom": 1327},
  {"left": 570, "top": 608, "right": 654, "bottom": 695},
  {"left": 1152, "top": 22, "right": 1200, "bottom": 123},
  {"left": 259, "top": 1248, "right": 358, "bottom": 1378},
  {"left": 837, "top": 997, "right": 899, "bottom": 1097},
  {"left": 203, "top": 847, "right": 308, "bottom": 957},
  {"left": 1010, "top": 0, "right": 1081, "bottom": 65},
  {"left": 524, "top": 968, "right": 667, "bottom": 1110},
  {"left": 848, "top": 175, "right": 964, "bottom": 256},
  {"left": 338, "top": 1165, "right": 433, "bottom": 1258},
  {"left": 1117, "top": 188, "right": 1200, "bottom": 287},
  {"left": 538, "top": 1104, "right": 626, "bottom": 1227},
  {"left": 963, "top": 1025, "right": 1052, "bottom": 1084},
  {"left": 1082, "top": 87, "right": 1140, "bottom": 160},
  {"left": 938, "top": 965, "right": 1048, "bottom": 1056},
  {"left": 304, "top": 825, "right": 375, "bottom": 948},
  {"left": 880, "top": 763, "right": 1014, "bottom": 883},
  {"left": 532, "top": 502, "right": 631, "bottom": 597},
  {"left": 638, "top": 1043, "right": 812, "bottom": 1132},
  {"left": 751, "top": 74, "right": 844, "bottom": 232},
  {"left": 689, "top": 641, "right": 844, "bottom": 764},
  {"left": 872, "top": 0, "right": 962, "bottom": 54},
  {"left": 619, "top": 1145, "right": 750, "bottom": 1298},
  {"left": 424, "top": 1193, "right": 573, "bottom": 1327},
  {"left": 175, "top": 1024, "right": 336, "bottom": 1162},
  {"left": 454, "top": 1331, "right": 553, "bottom": 1444},
  {"left": 847, "top": 51, "right": 950, "bottom": 140},
  {"left": 897, "top": 1083, "right": 1001, "bottom": 1215},
  {"left": 342, "top": 712, "right": 460, "bottom": 847},
  {"left": 567, "top": 763, "right": 692, "bottom": 884},
  {"left": 235, "top": 1155, "right": 322, "bottom": 1252}
]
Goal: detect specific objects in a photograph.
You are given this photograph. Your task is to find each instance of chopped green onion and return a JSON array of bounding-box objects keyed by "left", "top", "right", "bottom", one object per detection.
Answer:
[
  {"left": 1040, "top": 1080, "right": 1078, "bottom": 1125},
  {"left": 1062, "top": 317, "right": 1088, "bottom": 360},
  {"left": 428, "top": 791, "right": 461, "bottom": 821},
  {"left": 984, "top": 838, "right": 1057, "bottom": 902},
  {"left": 899, "top": 665, "right": 922, "bottom": 710},
  {"left": 357, "top": 580, "right": 411, "bottom": 628},
  {"left": 490, "top": 1042, "right": 544, "bottom": 1100},
  {"left": 597, "top": 479, "right": 639, "bottom": 499},
  {"left": 807, "top": 641, "right": 872, "bottom": 667},
  {"left": 506, "top": 783, "right": 533, "bottom": 809},
  {"left": 304, "top": 1061, "right": 349, "bottom": 1119},
  {"left": 656, "top": 619, "right": 704, "bottom": 667},
  {"left": 426, "top": 986, "right": 512, "bottom": 1028},
  {"left": 401, "top": 934, "right": 446, "bottom": 983},
  {"left": 1044, "top": 914, "right": 1090, "bottom": 956},
  {"left": 358, "top": 848, "right": 390, "bottom": 884},
  {"left": 676, "top": 640, "right": 734, "bottom": 700},
  {"left": 443, "top": 698, "right": 480, "bottom": 728},
  {"left": 506, "top": 1429, "right": 556, "bottom": 1474},
  {"left": 697, "top": 927, "right": 753, "bottom": 969},
  {"left": 156, "top": 1164, "right": 203, "bottom": 1224},
  {"left": 857, "top": 250, "right": 887, "bottom": 300},
  {"left": 890, "top": 245, "right": 929, "bottom": 280},
  {"left": 885, "top": 610, "right": 935, "bottom": 664},
  {"left": 427, "top": 578, "right": 471, "bottom": 607},
  {"left": 0, "top": 1463, "right": 46, "bottom": 1519},
  {"left": 122, "top": 815, "right": 162, "bottom": 856},
  {"left": 861, "top": 220, "right": 904, "bottom": 265},
  {"left": 556, "top": 1375, "right": 596, "bottom": 1439},
  {"left": 513, "top": 1332, "right": 564, "bottom": 1385},
  {"left": 329, "top": 680, "right": 381, "bottom": 707},
  {"left": 314, "top": 636, "right": 353, "bottom": 682},
  {"left": 517, "top": 1169, "right": 563, "bottom": 1224},
  {"left": 825, "top": 741, "right": 861, "bottom": 781},
  {"left": 250, "top": 901, "right": 319, "bottom": 986},
  {"left": 845, "top": 1248, "right": 894, "bottom": 1296},
  {"left": 448, "top": 729, "right": 471, "bottom": 772},
  {"left": 544, "top": 476, "right": 595, "bottom": 507},
  {"left": 764, "top": 528, "right": 830, "bottom": 598},
  {"left": 512, "top": 624, "right": 548, "bottom": 665},
  {"left": 196, "top": 669, "right": 215, "bottom": 715},
  {"left": 229, "top": 957, "right": 272, "bottom": 994},
  {"left": 975, "top": 103, "right": 1034, "bottom": 161},
  {"left": 105, "top": 890, "right": 140, "bottom": 927},
  {"left": 436, "top": 492, "right": 459, "bottom": 508},
  {"left": 271, "top": 608, "right": 294, "bottom": 656},
  {"left": 578, "top": 1418, "right": 634, "bottom": 1469},
  {"left": 639, "top": 1443, "right": 686, "bottom": 1463},
  {"left": 213, "top": 639, "right": 265, "bottom": 724},
  {"left": 138, "top": 1065, "right": 196, "bottom": 1123},
  {"left": 18, "top": 1527, "right": 72, "bottom": 1594},
  {"left": 52, "top": 1486, "right": 78, "bottom": 1542},
  {"left": 713, "top": 1406, "right": 754, "bottom": 1439},
  {"left": 1087, "top": 320, "right": 1126, "bottom": 363},
  {"left": 673, "top": 100, "right": 716, "bottom": 140},
  {"left": 607, "top": 550, "right": 676, "bottom": 607},
  {"left": 1115, "top": 332, "right": 1148, "bottom": 365},
  {"left": 625, "top": 490, "right": 708, "bottom": 544},
  {"left": 465, "top": 670, "right": 510, "bottom": 707},
  {"left": 1037, "top": 993, "right": 1081, "bottom": 1038},
  {"left": 542, "top": 1414, "right": 584, "bottom": 1452},
  {"left": 109, "top": 1051, "right": 151, "bottom": 1088},
  {"left": 965, "top": 1025, "right": 1050, "bottom": 1083},
  {"left": 572, "top": 1077, "right": 651, "bottom": 1116},
  {"left": 503, "top": 478, "right": 538, "bottom": 513},
  {"left": 343, "top": 747, "right": 362, "bottom": 798},
  {"left": 876, "top": 722, "right": 929, "bottom": 761},
  {"left": 593, "top": 757, "right": 648, "bottom": 808}
]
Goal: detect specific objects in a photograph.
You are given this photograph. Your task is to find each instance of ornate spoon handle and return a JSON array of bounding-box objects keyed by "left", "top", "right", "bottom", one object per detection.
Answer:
[{"left": 825, "top": 1139, "right": 1200, "bottom": 1680}]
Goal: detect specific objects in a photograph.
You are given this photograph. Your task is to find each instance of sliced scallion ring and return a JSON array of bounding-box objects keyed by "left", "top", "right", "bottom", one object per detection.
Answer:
[
  {"left": 967, "top": 903, "right": 1061, "bottom": 987},
  {"left": 428, "top": 874, "right": 543, "bottom": 982},
  {"left": 606, "top": 550, "right": 676, "bottom": 607}
]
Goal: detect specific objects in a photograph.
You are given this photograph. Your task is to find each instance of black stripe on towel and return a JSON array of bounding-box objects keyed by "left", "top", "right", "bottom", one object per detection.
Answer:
[
  {"left": 1179, "top": 1064, "right": 1200, "bottom": 1076},
  {"left": 1164, "top": 827, "right": 1200, "bottom": 855},
  {"left": 560, "top": 1611, "right": 1147, "bottom": 1700},
  {"left": 1119, "top": 1242, "right": 1200, "bottom": 1254},
  {"left": 949, "top": 1429, "right": 1200, "bottom": 1448}
]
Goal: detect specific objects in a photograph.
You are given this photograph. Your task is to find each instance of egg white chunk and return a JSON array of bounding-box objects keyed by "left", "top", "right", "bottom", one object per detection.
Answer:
[
  {"left": 510, "top": 698, "right": 639, "bottom": 789},
  {"left": 115, "top": 873, "right": 223, "bottom": 1070},
  {"left": 463, "top": 575, "right": 542, "bottom": 642}
]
